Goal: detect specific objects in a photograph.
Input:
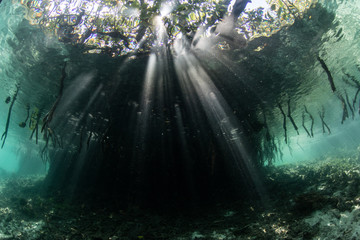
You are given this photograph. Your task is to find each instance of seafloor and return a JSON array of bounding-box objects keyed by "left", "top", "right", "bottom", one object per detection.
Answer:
[{"left": 1, "top": 154, "right": 360, "bottom": 240}]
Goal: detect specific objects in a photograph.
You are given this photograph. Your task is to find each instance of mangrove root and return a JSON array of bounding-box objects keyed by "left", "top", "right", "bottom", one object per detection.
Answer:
[
  {"left": 87, "top": 131, "right": 92, "bottom": 150},
  {"left": 352, "top": 88, "right": 360, "bottom": 113},
  {"left": 302, "top": 112, "right": 311, "bottom": 138},
  {"left": 278, "top": 103, "right": 287, "bottom": 144},
  {"left": 260, "top": 112, "right": 278, "bottom": 165},
  {"left": 319, "top": 107, "right": 331, "bottom": 134},
  {"left": 287, "top": 98, "right": 299, "bottom": 135},
  {"left": 29, "top": 110, "right": 42, "bottom": 144},
  {"left": 41, "top": 62, "right": 67, "bottom": 155},
  {"left": 336, "top": 93, "right": 349, "bottom": 124},
  {"left": 345, "top": 90, "right": 354, "bottom": 119},
  {"left": 19, "top": 104, "right": 30, "bottom": 128},
  {"left": 1, "top": 84, "right": 20, "bottom": 148},
  {"left": 304, "top": 105, "right": 314, "bottom": 137},
  {"left": 341, "top": 72, "right": 360, "bottom": 114},
  {"left": 317, "top": 56, "right": 336, "bottom": 92},
  {"left": 41, "top": 127, "right": 61, "bottom": 163},
  {"left": 343, "top": 72, "right": 360, "bottom": 87},
  {"left": 41, "top": 62, "right": 67, "bottom": 133}
]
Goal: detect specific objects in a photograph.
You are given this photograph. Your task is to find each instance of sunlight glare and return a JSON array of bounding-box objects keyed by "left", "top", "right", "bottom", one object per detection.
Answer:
[
  {"left": 153, "top": 16, "right": 168, "bottom": 47},
  {"left": 246, "top": 0, "right": 270, "bottom": 10},
  {"left": 160, "top": 2, "right": 174, "bottom": 17}
]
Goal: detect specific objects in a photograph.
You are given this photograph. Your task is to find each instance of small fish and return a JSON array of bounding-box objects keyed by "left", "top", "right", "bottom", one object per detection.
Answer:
[
  {"left": 18, "top": 122, "right": 26, "bottom": 128},
  {"left": 5, "top": 96, "right": 10, "bottom": 104}
]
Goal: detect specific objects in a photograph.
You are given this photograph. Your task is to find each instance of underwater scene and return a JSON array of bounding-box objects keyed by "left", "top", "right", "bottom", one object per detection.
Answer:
[{"left": 1, "top": 0, "right": 360, "bottom": 239}]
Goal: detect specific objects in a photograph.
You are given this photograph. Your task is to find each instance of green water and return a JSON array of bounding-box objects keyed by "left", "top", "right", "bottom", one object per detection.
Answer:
[
  {"left": 0, "top": 0, "right": 359, "bottom": 184},
  {"left": 0, "top": 0, "right": 360, "bottom": 238},
  {"left": 0, "top": 150, "right": 19, "bottom": 173}
]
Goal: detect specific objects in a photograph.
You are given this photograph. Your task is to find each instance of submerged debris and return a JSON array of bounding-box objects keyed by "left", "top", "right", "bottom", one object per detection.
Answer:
[
  {"left": 2, "top": 155, "right": 360, "bottom": 240},
  {"left": 294, "top": 192, "right": 333, "bottom": 215},
  {"left": 5, "top": 96, "right": 10, "bottom": 104}
]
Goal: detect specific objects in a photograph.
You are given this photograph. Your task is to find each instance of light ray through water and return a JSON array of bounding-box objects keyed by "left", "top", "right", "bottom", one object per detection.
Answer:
[
  {"left": 133, "top": 12, "right": 172, "bottom": 165},
  {"left": 130, "top": 8, "right": 268, "bottom": 200},
  {"left": 173, "top": 44, "right": 266, "bottom": 199},
  {"left": 136, "top": 53, "right": 157, "bottom": 149}
]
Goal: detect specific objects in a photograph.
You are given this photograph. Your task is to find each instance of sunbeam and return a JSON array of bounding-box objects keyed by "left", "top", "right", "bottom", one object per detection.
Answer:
[
  {"left": 174, "top": 36, "right": 267, "bottom": 200},
  {"left": 136, "top": 53, "right": 157, "bottom": 148}
]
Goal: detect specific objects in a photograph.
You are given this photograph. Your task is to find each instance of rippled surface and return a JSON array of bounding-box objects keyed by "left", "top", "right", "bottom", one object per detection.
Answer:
[{"left": 19, "top": 0, "right": 313, "bottom": 56}]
